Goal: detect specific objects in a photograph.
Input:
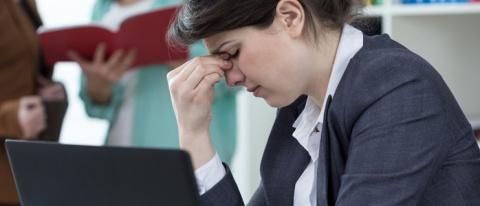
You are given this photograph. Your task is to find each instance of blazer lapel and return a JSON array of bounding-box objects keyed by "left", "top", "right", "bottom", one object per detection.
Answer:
[
  {"left": 317, "top": 95, "right": 348, "bottom": 206},
  {"left": 260, "top": 96, "right": 310, "bottom": 206},
  {"left": 317, "top": 95, "right": 332, "bottom": 206}
]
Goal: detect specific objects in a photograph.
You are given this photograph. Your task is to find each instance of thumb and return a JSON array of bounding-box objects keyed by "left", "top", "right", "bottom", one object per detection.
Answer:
[{"left": 37, "top": 76, "right": 53, "bottom": 87}]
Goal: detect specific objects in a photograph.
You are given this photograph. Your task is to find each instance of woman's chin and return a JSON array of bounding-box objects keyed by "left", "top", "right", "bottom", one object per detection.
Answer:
[{"left": 263, "top": 96, "right": 296, "bottom": 108}]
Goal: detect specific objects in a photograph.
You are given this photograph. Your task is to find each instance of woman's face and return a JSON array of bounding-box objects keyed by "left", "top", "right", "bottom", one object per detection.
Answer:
[{"left": 204, "top": 18, "right": 312, "bottom": 107}]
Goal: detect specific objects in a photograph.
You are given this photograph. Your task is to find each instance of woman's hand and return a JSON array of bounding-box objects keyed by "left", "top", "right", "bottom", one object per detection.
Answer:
[
  {"left": 68, "top": 43, "right": 136, "bottom": 104},
  {"left": 167, "top": 56, "right": 232, "bottom": 169},
  {"left": 37, "top": 76, "right": 66, "bottom": 102},
  {"left": 17, "top": 96, "right": 46, "bottom": 139}
]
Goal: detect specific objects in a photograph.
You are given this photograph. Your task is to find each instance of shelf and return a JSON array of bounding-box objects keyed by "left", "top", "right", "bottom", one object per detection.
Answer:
[
  {"left": 392, "top": 3, "right": 480, "bottom": 16},
  {"left": 363, "top": 3, "right": 480, "bottom": 16},
  {"left": 362, "top": 5, "right": 385, "bottom": 16}
]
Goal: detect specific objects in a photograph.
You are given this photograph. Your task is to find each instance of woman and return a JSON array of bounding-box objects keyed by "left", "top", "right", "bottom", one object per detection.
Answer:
[
  {"left": 166, "top": 0, "right": 480, "bottom": 205},
  {"left": 0, "top": 0, "right": 67, "bottom": 205},
  {"left": 69, "top": 0, "right": 238, "bottom": 163}
]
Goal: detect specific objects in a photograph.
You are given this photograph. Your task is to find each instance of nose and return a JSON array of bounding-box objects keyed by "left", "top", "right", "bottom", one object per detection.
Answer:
[{"left": 224, "top": 65, "right": 245, "bottom": 87}]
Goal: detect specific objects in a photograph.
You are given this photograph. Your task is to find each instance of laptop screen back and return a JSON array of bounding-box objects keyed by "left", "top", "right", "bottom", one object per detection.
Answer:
[{"left": 5, "top": 140, "right": 199, "bottom": 206}]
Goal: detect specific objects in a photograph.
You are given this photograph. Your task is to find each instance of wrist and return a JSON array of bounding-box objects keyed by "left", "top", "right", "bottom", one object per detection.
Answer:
[
  {"left": 179, "top": 130, "right": 215, "bottom": 170},
  {"left": 86, "top": 81, "right": 113, "bottom": 104}
]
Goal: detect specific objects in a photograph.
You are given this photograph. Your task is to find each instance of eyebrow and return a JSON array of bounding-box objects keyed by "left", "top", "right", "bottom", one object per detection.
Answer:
[{"left": 212, "top": 40, "right": 234, "bottom": 55}]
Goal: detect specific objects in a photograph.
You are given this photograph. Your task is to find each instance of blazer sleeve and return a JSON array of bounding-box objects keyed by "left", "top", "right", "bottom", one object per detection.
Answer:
[
  {"left": 0, "top": 99, "right": 23, "bottom": 138},
  {"left": 199, "top": 164, "right": 245, "bottom": 206},
  {"left": 199, "top": 164, "right": 269, "bottom": 206},
  {"left": 248, "top": 182, "right": 268, "bottom": 206},
  {"left": 335, "top": 59, "right": 459, "bottom": 205}
]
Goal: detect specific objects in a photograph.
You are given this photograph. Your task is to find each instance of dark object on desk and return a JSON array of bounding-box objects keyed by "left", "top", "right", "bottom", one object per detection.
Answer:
[
  {"left": 38, "top": 97, "right": 68, "bottom": 141},
  {"left": 5, "top": 140, "right": 199, "bottom": 206}
]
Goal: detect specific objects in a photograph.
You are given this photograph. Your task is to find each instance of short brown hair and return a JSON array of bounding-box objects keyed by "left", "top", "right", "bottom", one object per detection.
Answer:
[{"left": 168, "top": 0, "right": 355, "bottom": 47}]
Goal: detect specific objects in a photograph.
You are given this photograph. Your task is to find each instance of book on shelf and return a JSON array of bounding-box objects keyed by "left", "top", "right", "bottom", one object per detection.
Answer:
[
  {"left": 400, "top": 0, "right": 470, "bottom": 4},
  {"left": 39, "top": 6, "right": 188, "bottom": 69}
]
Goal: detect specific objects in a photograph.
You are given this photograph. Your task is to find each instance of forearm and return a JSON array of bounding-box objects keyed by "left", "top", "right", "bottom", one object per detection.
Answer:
[
  {"left": 179, "top": 130, "right": 216, "bottom": 170},
  {"left": 199, "top": 164, "right": 245, "bottom": 206},
  {"left": 79, "top": 76, "right": 125, "bottom": 121},
  {"left": 86, "top": 79, "right": 113, "bottom": 105}
]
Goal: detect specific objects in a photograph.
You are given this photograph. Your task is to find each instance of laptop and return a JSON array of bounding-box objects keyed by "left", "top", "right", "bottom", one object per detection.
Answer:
[{"left": 5, "top": 140, "right": 200, "bottom": 206}]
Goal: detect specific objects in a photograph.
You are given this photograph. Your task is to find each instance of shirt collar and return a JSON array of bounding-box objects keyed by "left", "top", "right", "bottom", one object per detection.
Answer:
[{"left": 292, "top": 24, "right": 364, "bottom": 154}]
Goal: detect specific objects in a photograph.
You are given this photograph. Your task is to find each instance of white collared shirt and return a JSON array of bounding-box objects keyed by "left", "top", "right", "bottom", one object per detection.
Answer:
[
  {"left": 195, "top": 24, "right": 364, "bottom": 205},
  {"left": 291, "top": 24, "right": 363, "bottom": 206}
]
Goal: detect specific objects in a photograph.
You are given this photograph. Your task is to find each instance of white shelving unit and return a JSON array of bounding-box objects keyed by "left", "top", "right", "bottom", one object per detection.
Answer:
[
  {"left": 363, "top": 0, "right": 480, "bottom": 126},
  {"left": 392, "top": 4, "right": 480, "bottom": 16},
  {"left": 365, "top": 2, "right": 480, "bottom": 17}
]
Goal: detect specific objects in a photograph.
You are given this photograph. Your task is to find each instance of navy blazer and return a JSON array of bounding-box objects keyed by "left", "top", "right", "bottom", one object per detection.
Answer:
[{"left": 200, "top": 34, "right": 480, "bottom": 206}]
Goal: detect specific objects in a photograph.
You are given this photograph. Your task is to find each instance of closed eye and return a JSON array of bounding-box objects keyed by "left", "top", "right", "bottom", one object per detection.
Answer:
[{"left": 227, "top": 49, "right": 240, "bottom": 60}]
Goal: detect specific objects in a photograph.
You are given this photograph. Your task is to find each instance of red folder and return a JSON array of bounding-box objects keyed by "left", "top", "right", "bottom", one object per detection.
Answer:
[{"left": 39, "top": 6, "right": 188, "bottom": 68}]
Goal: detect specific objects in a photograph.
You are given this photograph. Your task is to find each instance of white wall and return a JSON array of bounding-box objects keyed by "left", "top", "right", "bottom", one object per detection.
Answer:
[
  {"left": 391, "top": 14, "right": 480, "bottom": 121},
  {"left": 231, "top": 92, "right": 275, "bottom": 201}
]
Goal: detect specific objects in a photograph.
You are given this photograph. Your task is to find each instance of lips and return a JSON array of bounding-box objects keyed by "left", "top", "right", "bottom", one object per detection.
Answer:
[
  {"left": 247, "top": 86, "right": 260, "bottom": 93},
  {"left": 246, "top": 86, "right": 262, "bottom": 97}
]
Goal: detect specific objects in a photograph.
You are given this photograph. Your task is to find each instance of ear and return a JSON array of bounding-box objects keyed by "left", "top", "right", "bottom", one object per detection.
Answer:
[{"left": 275, "top": 0, "right": 305, "bottom": 38}]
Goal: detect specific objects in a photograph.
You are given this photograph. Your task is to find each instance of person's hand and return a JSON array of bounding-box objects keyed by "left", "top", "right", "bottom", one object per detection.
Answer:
[
  {"left": 37, "top": 76, "right": 66, "bottom": 102},
  {"left": 67, "top": 43, "right": 136, "bottom": 104},
  {"left": 168, "top": 56, "right": 231, "bottom": 136},
  {"left": 167, "top": 56, "right": 232, "bottom": 169},
  {"left": 17, "top": 96, "right": 46, "bottom": 140}
]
